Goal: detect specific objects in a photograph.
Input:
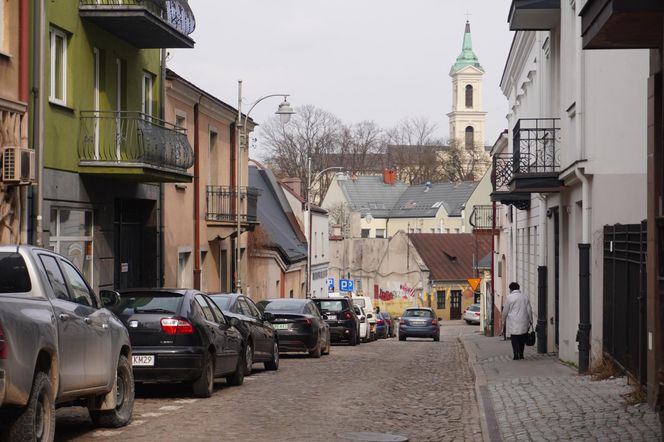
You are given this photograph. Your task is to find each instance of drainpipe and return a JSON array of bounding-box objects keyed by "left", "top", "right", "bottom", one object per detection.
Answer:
[
  {"left": 193, "top": 101, "right": 201, "bottom": 289},
  {"left": 490, "top": 201, "right": 496, "bottom": 336},
  {"left": 19, "top": 0, "right": 28, "bottom": 103},
  {"left": 536, "top": 194, "right": 548, "bottom": 354},
  {"left": 159, "top": 49, "right": 166, "bottom": 287},
  {"left": 32, "top": 0, "right": 45, "bottom": 246},
  {"left": 575, "top": 168, "right": 591, "bottom": 374}
]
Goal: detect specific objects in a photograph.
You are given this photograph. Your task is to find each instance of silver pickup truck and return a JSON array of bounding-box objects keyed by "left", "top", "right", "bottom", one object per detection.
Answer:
[{"left": 0, "top": 245, "right": 134, "bottom": 440}]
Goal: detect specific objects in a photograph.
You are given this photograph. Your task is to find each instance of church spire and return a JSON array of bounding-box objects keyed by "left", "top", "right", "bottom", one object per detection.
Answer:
[{"left": 452, "top": 21, "right": 483, "bottom": 73}]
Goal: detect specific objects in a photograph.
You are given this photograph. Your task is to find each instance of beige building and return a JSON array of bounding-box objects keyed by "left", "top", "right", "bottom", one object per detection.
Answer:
[{"left": 163, "top": 70, "right": 257, "bottom": 293}]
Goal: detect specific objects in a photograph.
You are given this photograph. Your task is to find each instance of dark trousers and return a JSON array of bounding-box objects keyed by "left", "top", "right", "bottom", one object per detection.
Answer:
[{"left": 510, "top": 334, "right": 527, "bottom": 359}]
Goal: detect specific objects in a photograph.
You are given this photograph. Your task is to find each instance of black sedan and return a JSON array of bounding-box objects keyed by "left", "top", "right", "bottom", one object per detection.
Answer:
[
  {"left": 312, "top": 297, "right": 360, "bottom": 345},
  {"left": 208, "top": 293, "right": 279, "bottom": 375},
  {"left": 111, "top": 289, "right": 246, "bottom": 397},
  {"left": 257, "top": 299, "right": 330, "bottom": 358}
]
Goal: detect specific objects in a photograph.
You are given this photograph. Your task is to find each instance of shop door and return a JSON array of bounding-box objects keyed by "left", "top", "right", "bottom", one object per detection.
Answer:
[
  {"left": 450, "top": 290, "right": 462, "bottom": 320},
  {"left": 114, "top": 199, "right": 157, "bottom": 289}
]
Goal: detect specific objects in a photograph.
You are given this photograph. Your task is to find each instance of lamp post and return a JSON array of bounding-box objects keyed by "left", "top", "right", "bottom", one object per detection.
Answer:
[
  {"left": 305, "top": 156, "right": 343, "bottom": 298},
  {"left": 235, "top": 80, "right": 294, "bottom": 293}
]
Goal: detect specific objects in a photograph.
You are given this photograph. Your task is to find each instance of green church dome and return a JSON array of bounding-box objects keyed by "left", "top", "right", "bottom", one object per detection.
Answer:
[{"left": 452, "top": 21, "right": 483, "bottom": 73}]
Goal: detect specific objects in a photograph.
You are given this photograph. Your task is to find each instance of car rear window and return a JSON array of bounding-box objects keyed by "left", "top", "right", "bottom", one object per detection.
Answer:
[
  {"left": 314, "top": 300, "right": 347, "bottom": 312},
  {"left": 404, "top": 309, "right": 434, "bottom": 318},
  {"left": 111, "top": 292, "right": 184, "bottom": 315},
  {"left": 209, "top": 296, "right": 231, "bottom": 310},
  {"left": 352, "top": 298, "right": 365, "bottom": 308},
  {"left": 0, "top": 252, "right": 31, "bottom": 294},
  {"left": 468, "top": 305, "right": 480, "bottom": 312},
  {"left": 261, "top": 301, "right": 305, "bottom": 313}
]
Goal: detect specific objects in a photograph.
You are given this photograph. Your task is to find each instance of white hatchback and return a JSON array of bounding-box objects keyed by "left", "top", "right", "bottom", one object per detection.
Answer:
[{"left": 353, "top": 305, "right": 371, "bottom": 342}]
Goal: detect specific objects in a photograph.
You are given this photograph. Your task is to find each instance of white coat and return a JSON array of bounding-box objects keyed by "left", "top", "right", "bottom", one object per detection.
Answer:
[{"left": 502, "top": 289, "right": 533, "bottom": 336}]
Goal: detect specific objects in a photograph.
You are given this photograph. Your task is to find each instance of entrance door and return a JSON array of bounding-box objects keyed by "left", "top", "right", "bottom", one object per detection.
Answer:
[
  {"left": 450, "top": 290, "right": 462, "bottom": 320},
  {"left": 114, "top": 199, "right": 157, "bottom": 289}
]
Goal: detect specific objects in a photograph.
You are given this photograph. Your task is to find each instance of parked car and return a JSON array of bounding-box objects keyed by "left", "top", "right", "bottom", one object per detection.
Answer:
[
  {"left": 208, "top": 293, "right": 279, "bottom": 375},
  {"left": 351, "top": 296, "right": 377, "bottom": 340},
  {"left": 354, "top": 305, "right": 371, "bottom": 343},
  {"left": 375, "top": 312, "right": 388, "bottom": 339},
  {"left": 257, "top": 299, "right": 330, "bottom": 357},
  {"left": 398, "top": 307, "right": 440, "bottom": 341},
  {"left": 0, "top": 246, "right": 134, "bottom": 440},
  {"left": 382, "top": 311, "right": 396, "bottom": 337},
  {"left": 312, "top": 297, "right": 360, "bottom": 345},
  {"left": 111, "top": 289, "right": 246, "bottom": 398},
  {"left": 463, "top": 303, "right": 481, "bottom": 325}
]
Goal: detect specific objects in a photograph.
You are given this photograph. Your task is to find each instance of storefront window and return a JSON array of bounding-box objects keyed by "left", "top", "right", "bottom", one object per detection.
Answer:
[{"left": 50, "top": 208, "right": 94, "bottom": 284}]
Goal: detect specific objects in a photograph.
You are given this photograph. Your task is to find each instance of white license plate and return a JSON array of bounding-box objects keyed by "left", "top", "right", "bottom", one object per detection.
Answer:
[
  {"left": 272, "top": 323, "right": 289, "bottom": 330},
  {"left": 132, "top": 355, "right": 154, "bottom": 366},
  {"left": 327, "top": 315, "right": 337, "bottom": 321},
  {"left": 413, "top": 321, "right": 427, "bottom": 326}
]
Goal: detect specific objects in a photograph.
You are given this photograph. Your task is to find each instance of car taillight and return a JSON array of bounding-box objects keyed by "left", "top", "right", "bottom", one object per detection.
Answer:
[
  {"left": 299, "top": 318, "right": 312, "bottom": 327},
  {"left": 0, "top": 324, "right": 7, "bottom": 359},
  {"left": 342, "top": 311, "right": 352, "bottom": 320},
  {"left": 431, "top": 320, "right": 438, "bottom": 326},
  {"left": 377, "top": 319, "right": 384, "bottom": 324},
  {"left": 399, "top": 319, "right": 405, "bottom": 325},
  {"left": 161, "top": 318, "right": 194, "bottom": 335}
]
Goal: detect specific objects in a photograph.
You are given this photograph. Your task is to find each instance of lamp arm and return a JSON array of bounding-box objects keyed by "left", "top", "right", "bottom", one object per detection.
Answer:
[
  {"left": 310, "top": 167, "right": 343, "bottom": 190},
  {"left": 242, "top": 93, "right": 291, "bottom": 128}
]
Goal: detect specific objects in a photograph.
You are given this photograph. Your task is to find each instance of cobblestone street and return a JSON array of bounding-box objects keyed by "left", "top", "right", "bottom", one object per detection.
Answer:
[{"left": 54, "top": 322, "right": 482, "bottom": 442}]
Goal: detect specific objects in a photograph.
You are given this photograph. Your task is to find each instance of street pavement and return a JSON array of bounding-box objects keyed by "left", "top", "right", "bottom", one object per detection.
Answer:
[
  {"left": 462, "top": 332, "right": 662, "bottom": 442},
  {"left": 55, "top": 322, "right": 482, "bottom": 441}
]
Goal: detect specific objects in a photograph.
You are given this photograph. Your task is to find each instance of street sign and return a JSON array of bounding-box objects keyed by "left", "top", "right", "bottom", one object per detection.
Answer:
[
  {"left": 339, "top": 279, "right": 354, "bottom": 292},
  {"left": 328, "top": 278, "right": 335, "bottom": 291},
  {"left": 467, "top": 278, "right": 481, "bottom": 291}
]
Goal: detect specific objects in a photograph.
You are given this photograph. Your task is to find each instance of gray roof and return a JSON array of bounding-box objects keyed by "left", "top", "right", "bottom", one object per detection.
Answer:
[
  {"left": 249, "top": 165, "right": 307, "bottom": 264},
  {"left": 338, "top": 176, "right": 408, "bottom": 218},
  {"left": 337, "top": 176, "right": 478, "bottom": 218}
]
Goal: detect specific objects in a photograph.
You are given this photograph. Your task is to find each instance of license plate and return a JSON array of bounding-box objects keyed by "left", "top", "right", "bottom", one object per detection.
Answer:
[
  {"left": 327, "top": 315, "right": 337, "bottom": 321},
  {"left": 413, "top": 321, "right": 427, "bottom": 326},
  {"left": 272, "top": 323, "right": 289, "bottom": 330},
  {"left": 132, "top": 355, "right": 154, "bottom": 366}
]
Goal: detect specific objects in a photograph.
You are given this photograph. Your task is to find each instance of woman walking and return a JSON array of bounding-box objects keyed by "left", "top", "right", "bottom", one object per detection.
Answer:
[{"left": 502, "top": 282, "right": 533, "bottom": 360}]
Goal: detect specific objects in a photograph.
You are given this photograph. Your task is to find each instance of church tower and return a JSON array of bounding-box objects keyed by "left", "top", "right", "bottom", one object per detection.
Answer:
[{"left": 447, "top": 21, "right": 486, "bottom": 148}]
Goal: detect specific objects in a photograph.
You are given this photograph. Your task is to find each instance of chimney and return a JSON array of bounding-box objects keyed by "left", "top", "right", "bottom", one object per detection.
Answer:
[
  {"left": 383, "top": 169, "right": 396, "bottom": 185},
  {"left": 282, "top": 177, "right": 302, "bottom": 196}
]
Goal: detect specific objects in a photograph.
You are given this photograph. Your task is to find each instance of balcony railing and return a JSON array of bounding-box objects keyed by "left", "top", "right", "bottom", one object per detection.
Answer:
[
  {"left": 78, "top": 111, "right": 194, "bottom": 178},
  {"left": 206, "top": 186, "right": 260, "bottom": 224},
  {"left": 469, "top": 205, "right": 495, "bottom": 230},
  {"left": 513, "top": 118, "right": 560, "bottom": 175},
  {"left": 492, "top": 153, "right": 514, "bottom": 193},
  {"left": 79, "top": 0, "right": 195, "bottom": 48}
]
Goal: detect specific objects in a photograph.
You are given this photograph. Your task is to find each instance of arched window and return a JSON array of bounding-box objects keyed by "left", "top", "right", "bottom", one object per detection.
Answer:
[
  {"left": 465, "top": 126, "right": 474, "bottom": 148},
  {"left": 465, "top": 85, "right": 473, "bottom": 108}
]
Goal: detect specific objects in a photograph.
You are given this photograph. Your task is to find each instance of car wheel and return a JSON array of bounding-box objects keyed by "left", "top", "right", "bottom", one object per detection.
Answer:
[
  {"left": 322, "top": 335, "right": 331, "bottom": 355},
  {"left": 349, "top": 331, "right": 358, "bottom": 346},
  {"left": 465, "top": 320, "right": 471, "bottom": 325},
  {"left": 6, "top": 371, "right": 55, "bottom": 442},
  {"left": 356, "top": 332, "right": 362, "bottom": 345},
  {"left": 244, "top": 342, "right": 253, "bottom": 376},
  {"left": 192, "top": 352, "right": 215, "bottom": 398},
  {"left": 399, "top": 334, "right": 406, "bottom": 341},
  {"left": 89, "top": 354, "right": 134, "bottom": 427},
  {"left": 226, "top": 346, "right": 246, "bottom": 386},
  {"left": 434, "top": 335, "right": 440, "bottom": 342},
  {"left": 264, "top": 341, "right": 279, "bottom": 371},
  {"left": 309, "top": 340, "right": 322, "bottom": 358}
]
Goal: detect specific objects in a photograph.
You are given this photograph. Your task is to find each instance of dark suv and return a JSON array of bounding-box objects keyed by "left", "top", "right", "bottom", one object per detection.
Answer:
[{"left": 312, "top": 297, "right": 360, "bottom": 345}]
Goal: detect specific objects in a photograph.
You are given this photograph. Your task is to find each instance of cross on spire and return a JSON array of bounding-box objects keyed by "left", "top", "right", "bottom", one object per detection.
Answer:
[{"left": 465, "top": 11, "right": 472, "bottom": 22}]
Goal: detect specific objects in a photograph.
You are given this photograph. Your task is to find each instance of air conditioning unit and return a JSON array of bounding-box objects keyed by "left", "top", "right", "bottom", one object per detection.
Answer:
[{"left": 2, "top": 147, "right": 35, "bottom": 184}]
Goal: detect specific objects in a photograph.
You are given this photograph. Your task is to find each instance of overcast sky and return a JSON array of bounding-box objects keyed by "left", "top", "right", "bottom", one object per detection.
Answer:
[{"left": 169, "top": 0, "right": 514, "bottom": 154}]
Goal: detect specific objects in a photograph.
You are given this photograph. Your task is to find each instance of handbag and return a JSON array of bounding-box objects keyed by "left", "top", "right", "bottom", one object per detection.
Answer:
[{"left": 525, "top": 326, "right": 536, "bottom": 346}]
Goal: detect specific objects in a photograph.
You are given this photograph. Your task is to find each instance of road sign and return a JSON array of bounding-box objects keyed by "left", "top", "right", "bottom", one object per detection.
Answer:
[
  {"left": 328, "top": 278, "right": 335, "bottom": 291},
  {"left": 467, "top": 278, "right": 482, "bottom": 291},
  {"left": 339, "top": 279, "right": 354, "bottom": 292}
]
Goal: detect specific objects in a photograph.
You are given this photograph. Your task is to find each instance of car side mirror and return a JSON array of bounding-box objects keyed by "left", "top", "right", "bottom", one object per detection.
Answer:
[
  {"left": 100, "top": 290, "right": 120, "bottom": 308},
  {"left": 262, "top": 312, "right": 274, "bottom": 322},
  {"left": 229, "top": 317, "right": 240, "bottom": 327},
  {"left": 367, "top": 313, "right": 373, "bottom": 319},
  {"left": 322, "top": 314, "right": 328, "bottom": 320}
]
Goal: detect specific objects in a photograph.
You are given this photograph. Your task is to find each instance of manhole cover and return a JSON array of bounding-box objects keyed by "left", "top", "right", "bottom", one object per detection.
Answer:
[{"left": 337, "top": 432, "right": 408, "bottom": 442}]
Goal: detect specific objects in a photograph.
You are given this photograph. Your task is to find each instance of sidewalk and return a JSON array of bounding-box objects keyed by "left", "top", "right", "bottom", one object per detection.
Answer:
[{"left": 461, "top": 332, "right": 662, "bottom": 442}]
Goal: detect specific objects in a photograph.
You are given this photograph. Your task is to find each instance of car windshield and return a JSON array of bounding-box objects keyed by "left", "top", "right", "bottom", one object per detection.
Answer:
[
  {"left": 314, "top": 300, "right": 346, "bottom": 312},
  {"left": 209, "top": 296, "right": 231, "bottom": 310},
  {"left": 112, "top": 292, "right": 183, "bottom": 315},
  {"left": 468, "top": 305, "right": 480, "bottom": 312},
  {"left": 0, "top": 252, "right": 31, "bottom": 294},
  {"left": 403, "top": 309, "right": 434, "bottom": 318},
  {"left": 261, "top": 301, "right": 306, "bottom": 313},
  {"left": 352, "top": 298, "right": 365, "bottom": 308}
]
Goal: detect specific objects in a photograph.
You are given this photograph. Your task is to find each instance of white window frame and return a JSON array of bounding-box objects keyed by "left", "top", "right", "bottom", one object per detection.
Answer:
[
  {"left": 115, "top": 58, "right": 123, "bottom": 160},
  {"left": 93, "top": 48, "right": 100, "bottom": 159},
  {"left": 49, "top": 208, "right": 94, "bottom": 285},
  {"left": 142, "top": 72, "right": 153, "bottom": 117},
  {"left": 49, "top": 27, "right": 67, "bottom": 105}
]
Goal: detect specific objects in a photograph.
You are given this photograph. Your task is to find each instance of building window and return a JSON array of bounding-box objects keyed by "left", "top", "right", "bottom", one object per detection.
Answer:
[
  {"left": 416, "top": 228, "right": 422, "bottom": 233},
  {"left": 289, "top": 289, "right": 294, "bottom": 299},
  {"left": 208, "top": 129, "right": 218, "bottom": 186},
  {"left": 361, "top": 229, "right": 370, "bottom": 238},
  {"left": 142, "top": 72, "right": 153, "bottom": 116},
  {"left": 455, "top": 228, "right": 460, "bottom": 233},
  {"left": 437, "top": 291, "right": 446, "bottom": 309},
  {"left": 49, "top": 208, "right": 93, "bottom": 284},
  {"left": 375, "top": 229, "right": 385, "bottom": 238},
  {"left": 436, "top": 228, "right": 442, "bottom": 233},
  {"left": 465, "top": 85, "right": 473, "bottom": 108},
  {"left": 465, "top": 126, "right": 474, "bottom": 148},
  {"left": 445, "top": 228, "right": 450, "bottom": 233},
  {"left": 177, "top": 251, "right": 192, "bottom": 288},
  {"left": 49, "top": 28, "right": 68, "bottom": 105},
  {"left": 430, "top": 228, "right": 436, "bottom": 233}
]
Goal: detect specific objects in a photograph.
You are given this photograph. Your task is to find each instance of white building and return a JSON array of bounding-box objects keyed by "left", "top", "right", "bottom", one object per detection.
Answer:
[{"left": 492, "top": 2, "right": 648, "bottom": 372}]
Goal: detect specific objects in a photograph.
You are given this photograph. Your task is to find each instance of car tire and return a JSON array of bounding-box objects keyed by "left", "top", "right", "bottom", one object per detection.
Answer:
[
  {"left": 399, "top": 334, "right": 406, "bottom": 341},
  {"left": 322, "top": 335, "right": 331, "bottom": 355},
  {"left": 244, "top": 342, "right": 253, "bottom": 376},
  {"left": 356, "top": 332, "right": 362, "bottom": 345},
  {"left": 226, "top": 346, "right": 246, "bottom": 386},
  {"left": 309, "top": 341, "right": 322, "bottom": 358},
  {"left": 434, "top": 335, "right": 440, "bottom": 342},
  {"left": 349, "top": 331, "right": 357, "bottom": 346},
  {"left": 89, "top": 355, "right": 134, "bottom": 428},
  {"left": 264, "top": 341, "right": 279, "bottom": 371},
  {"left": 6, "top": 371, "right": 55, "bottom": 442},
  {"left": 192, "top": 352, "right": 215, "bottom": 398},
  {"left": 465, "top": 320, "right": 471, "bottom": 324}
]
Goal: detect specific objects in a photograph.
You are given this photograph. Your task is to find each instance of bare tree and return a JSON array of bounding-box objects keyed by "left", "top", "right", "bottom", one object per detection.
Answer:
[
  {"left": 440, "top": 139, "right": 491, "bottom": 182},
  {"left": 338, "top": 120, "right": 384, "bottom": 174},
  {"left": 326, "top": 202, "right": 351, "bottom": 238}
]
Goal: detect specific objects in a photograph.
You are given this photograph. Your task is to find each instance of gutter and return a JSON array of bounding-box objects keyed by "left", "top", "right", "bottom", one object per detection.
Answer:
[{"left": 32, "top": 0, "right": 45, "bottom": 246}]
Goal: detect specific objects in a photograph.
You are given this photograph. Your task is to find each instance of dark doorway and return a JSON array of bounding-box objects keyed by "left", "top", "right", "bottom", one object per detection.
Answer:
[
  {"left": 553, "top": 208, "right": 560, "bottom": 348},
  {"left": 450, "top": 290, "right": 462, "bottom": 319},
  {"left": 114, "top": 198, "right": 158, "bottom": 289}
]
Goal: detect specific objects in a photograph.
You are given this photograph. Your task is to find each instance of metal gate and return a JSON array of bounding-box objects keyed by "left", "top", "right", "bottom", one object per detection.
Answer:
[{"left": 603, "top": 222, "right": 647, "bottom": 384}]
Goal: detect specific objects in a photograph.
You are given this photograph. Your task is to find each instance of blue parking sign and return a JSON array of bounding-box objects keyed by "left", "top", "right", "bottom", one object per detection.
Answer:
[
  {"left": 328, "top": 278, "right": 334, "bottom": 291},
  {"left": 339, "top": 279, "right": 354, "bottom": 292}
]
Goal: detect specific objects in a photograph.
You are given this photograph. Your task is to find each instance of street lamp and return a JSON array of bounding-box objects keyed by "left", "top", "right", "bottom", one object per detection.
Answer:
[
  {"left": 306, "top": 156, "right": 343, "bottom": 298},
  {"left": 235, "top": 80, "right": 295, "bottom": 294}
]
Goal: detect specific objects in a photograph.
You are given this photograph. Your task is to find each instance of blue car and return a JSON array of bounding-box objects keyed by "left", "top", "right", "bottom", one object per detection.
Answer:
[
  {"left": 375, "top": 312, "right": 388, "bottom": 339},
  {"left": 398, "top": 307, "right": 440, "bottom": 341}
]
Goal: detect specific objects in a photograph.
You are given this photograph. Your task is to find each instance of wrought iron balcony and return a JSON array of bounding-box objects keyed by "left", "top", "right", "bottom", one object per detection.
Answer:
[
  {"left": 79, "top": 0, "right": 195, "bottom": 48},
  {"left": 469, "top": 205, "right": 494, "bottom": 230},
  {"left": 509, "top": 0, "right": 560, "bottom": 31},
  {"left": 78, "top": 111, "right": 194, "bottom": 182},
  {"left": 206, "top": 186, "right": 260, "bottom": 225},
  {"left": 511, "top": 118, "right": 562, "bottom": 193},
  {"left": 491, "top": 153, "right": 531, "bottom": 210}
]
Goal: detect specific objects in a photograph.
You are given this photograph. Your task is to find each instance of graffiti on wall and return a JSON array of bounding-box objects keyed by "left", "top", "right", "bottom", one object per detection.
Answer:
[{"left": 378, "top": 283, "right": 416, "bottom": 301}]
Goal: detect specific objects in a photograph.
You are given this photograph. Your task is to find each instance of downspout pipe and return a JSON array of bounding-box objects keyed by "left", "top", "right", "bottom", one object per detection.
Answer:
[
  {"left": 19, "top": 0, "right": 28, "bottom": 103},
  {"left": 32, "top": 0, "right": 45, "bottom": 246},
  {"left": 490, "top": 201, "right": 496, "bottom": 336},
  {"left": 193, "top": 100, "right": 202, "bottom": 289},
  {"left": 575, "top": 168, "right": 591, "bottom": 374},
  {"left": 159, "top": 49, "right": 166, "bottom": 287},
  {"left": 536, "top": 195, "right": 548, "bottom": 353}
]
